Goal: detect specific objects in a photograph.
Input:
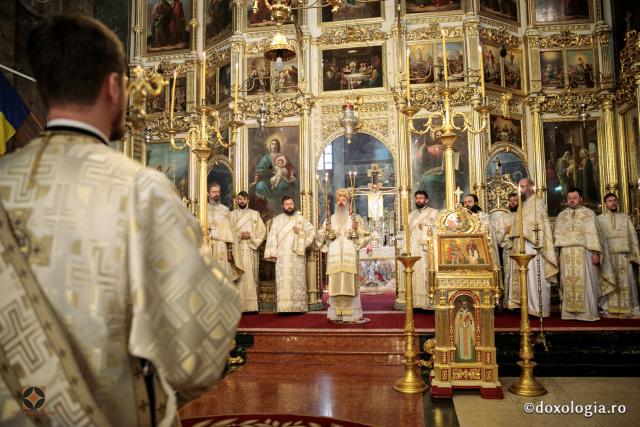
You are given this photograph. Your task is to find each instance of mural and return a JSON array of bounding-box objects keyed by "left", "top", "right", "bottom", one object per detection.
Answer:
[
  {"left": 406, "top": 0, "right": 461, "bottom": 14},
  {"left": 205, "top": 0, "right": 232, "bottom": 44},
  {"left": 490, "top": 115, "right": 522, "bottom": 147},
  {"left": 147, "top": 143, "right": 189, "bottom": 199},
  {"left": 321, "top": 1, "right": 381, "bottom": 23},
  {"left": 146, "top": 0, "right": 192, "bottom": 53},
  {"left": 534, "top": 0, "right": 592, "bottom": 24},
  {"left": 322, "top": 46, "right": 384, "bottom": 92},
  {"left": 486, "top": 151, "right": 528, "bottom": 183}
]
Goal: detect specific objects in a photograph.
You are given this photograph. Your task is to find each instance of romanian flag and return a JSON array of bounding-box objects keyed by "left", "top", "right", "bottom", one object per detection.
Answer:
[{"left": 0, "top": 72, "right": 30, "bottom": 155}]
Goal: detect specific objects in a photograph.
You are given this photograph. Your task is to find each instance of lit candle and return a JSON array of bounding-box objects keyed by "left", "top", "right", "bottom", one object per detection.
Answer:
[
  {"left": 234, "top": 62, "right": 239, "bottom": 114},
  {"left": 441, "top": 30, "right": 449, "bottom": 84},
  {"left": 406, "top": 48, "right": 411, "bottom": 102},
  {"left": 169, "top": 70, "right": 177, "bottom": 127},
  {"left": 201, "top": 52, "right": 206, "bottom": 105},
  {"left": 517, "top": 184, "right": 524, "bottom": 253},
  {"left": 478, "top": 45, "right": 485, "bottom": 98}
]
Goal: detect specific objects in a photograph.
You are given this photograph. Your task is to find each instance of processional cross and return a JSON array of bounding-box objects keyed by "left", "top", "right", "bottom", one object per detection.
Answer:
[{"left": 453, "top": 186, "right": 464, "bottom": 207}]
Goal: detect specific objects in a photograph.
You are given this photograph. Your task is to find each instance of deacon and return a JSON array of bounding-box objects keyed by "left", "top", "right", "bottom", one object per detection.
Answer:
[
  {"left": 404, "top": 190, "right": 438, "bottom": 309},
  {"left": 0, "top": 16, "right": 240, "bottom": 426},
  {"left": 597, "top": 193, "right": 640, "bottom": 318},
  {"left": 316, "top": 189, "right": 371, "bottom": 322},
  {"left": 505, "top": 179, "right": 558, "bottom": 315},
  {"left": 264, "top": 196, "right": 315, "bottom": 312},
  {"left": 493, "top": 192, "right": 518, "bottom": 306},
  {"left": 554, "top": 188, "right": 615, "bottom": 321},
  {"left": 231, "top": 191, "right": 266, "bottom": 312},
  {"left": 208, "top": 182, "right": 241, "bottom": 280}
]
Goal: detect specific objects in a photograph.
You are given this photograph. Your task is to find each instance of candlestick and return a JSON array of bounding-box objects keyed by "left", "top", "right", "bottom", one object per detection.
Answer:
[
  {"left": 201, "top": 52, "right": 206, "bottom": 106},
  {"left": 478, "top": 45, "right": 485, "bottom": 98},
  {"left": 441, "top": 30, "right": 449, "bottom": 85},
  {"left": 518, "top": 184, "right": 524, "bottom": 253},
  {"left": 406, "top": 48, "right": 411, "bottom": 103},
  {"left": 169, "top": 70, "right": 177, "bottom": 127},
  {"left": 234, "top": 62, "right": 239, "bottom": 113}
]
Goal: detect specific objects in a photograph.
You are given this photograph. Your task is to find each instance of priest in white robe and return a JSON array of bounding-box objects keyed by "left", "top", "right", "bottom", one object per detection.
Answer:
[
  {"left": 316, "top": 188, "right": 371, "bottom": 322},
  {"left": 0, "top": 15, "right": 240, "bottom": 427},
  {"left": 231, "top": 191, "right": 266, "bottom": 312},
  {"left": 491, "top": 192, "right": 518, "bottom": 307},
  {"left": 208, "top": 182, "right": 242, "bottom": 280},
  {"left": 554, "top": 188, "right": 615, "bottom": 321},
  {"left": 597, "top": 193, "right": 640, "bottom": 318},
  {"left": 506, "top": 179, "right": 559, "bottom": 316},
  {"left": 464, "top": 193, "right": 500, "bottom": 274},
  {"left": 401, "top": 190, "right": 438, "bottom": 309},
  {"left": 264, "top": 196, "right": 315, "bottom": 312}
]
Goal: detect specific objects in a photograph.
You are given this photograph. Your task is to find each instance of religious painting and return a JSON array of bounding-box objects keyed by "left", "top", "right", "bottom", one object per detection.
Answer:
[
  {"left": 205, "top": 0, "right": 232, "bottom": 45},
  {"left": 207, "top": 163, "right": 234, "bottom": 209},
  {"left": 408, "top": 43, "right": 436, "bottom": 84},
  {"left": 490, "top": 115, "right": 522, "bottom": 147},
  {"left": 452, "top": 294, "right": 477, "bottom": 363},
  {"left": 321, "top": 45, "right": 384, "bottom": 92},
  {"left": 246, "top": 56, "right": 271, "bottom": 95},
  {"left": 439, "top": 235, "right": 491, "bottom": 269},
  {"left": 321, "top": 0, "right": 381, "bottom": 23},
  {"left": 443, "top": 211, "right": 472, "bottom": 233},
  {"left": 482, "top": 44, "right": 502, "bottom": 87},
  {"left": 540, "top": 50, "right": 564, "bottom": 89},
  {"left": 248, "top": 2, "right": 296, "bottom": 27},
  {"left": 272, "top": 58, "right": 299, "bottom": 94},
  {"left": 405, "top": 0, "right": 462, "bottom": 14},
  {"left": 437, "top": 42, "right": 465, "bottom": 82},
  {"left": 218, "top": 63, "right": 232, "bottom": 104},
  {"left": 170, "top": 74, "right": 188, "bottom": 113},
  {"left": 543, "top": 120, "right": 600, "bottom": 216},
  {"left": 145, "top": 85, "right": 166, "bottom": 115},
  {"left": 503, "top": 48, "right": 523, "bottom": 91},
  {"left": 248, "top": 126, "right": 300, "bottom": 223},
  {"left": 486, "top": 151, "right": 528, "bottom": 183},
  {"left": 411, "top": 117, "right": 470, "bottom": 210},
  {"left": 532, "top": 0, "right": 592, "bottom": 24},
  {"left": 147, "top": 142, "right": 190, "bottom": 199},
  {"left": 567, "top": 49, "right": 595, "bottom": 88},
  {"left": 479, "top": 0, "right": 519, "bottom": 24},
  {"left": 146, "top": 0, "right": 192, "bottom": 54},
  {"left": 205, "top": 69, "right": 217, "bottom": 105}
]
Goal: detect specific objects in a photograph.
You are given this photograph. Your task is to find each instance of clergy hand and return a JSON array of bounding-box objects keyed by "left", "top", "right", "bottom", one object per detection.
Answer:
[
  {"left": 241, "top": 231, "right": 251, "bottom": 240},
  {"left": 505, "top": 225, "right": 511, "bottom": 234},
  {"left": 293, "top": 225, "right": 301, "bottom": 234},
  {"left": 591, "top": 252, "right": 600, "bottom": 265},
  {"left": 418, "top": 224, "right": 424, "bottom": 230}
]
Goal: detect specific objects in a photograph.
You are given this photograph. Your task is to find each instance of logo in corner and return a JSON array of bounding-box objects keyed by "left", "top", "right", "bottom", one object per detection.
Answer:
[{"left": 21, "top": 386, "right": 46, "bottom": 414}]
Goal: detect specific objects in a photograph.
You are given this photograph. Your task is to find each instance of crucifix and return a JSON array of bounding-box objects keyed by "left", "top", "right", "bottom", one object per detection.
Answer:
[
  {"left": 367, "top": 163, "right": 381, "bottom": 191},
  {"left": 493, "top": 158, "right": 502, "bottom": 177},
  {"left": 454, "top": 186, "right": 464, "bottom": 206}
]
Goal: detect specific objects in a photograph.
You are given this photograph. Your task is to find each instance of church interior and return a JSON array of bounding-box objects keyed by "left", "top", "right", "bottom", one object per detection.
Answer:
[{"left": 3, "top": 0, "right": 640, "bottom": 426}]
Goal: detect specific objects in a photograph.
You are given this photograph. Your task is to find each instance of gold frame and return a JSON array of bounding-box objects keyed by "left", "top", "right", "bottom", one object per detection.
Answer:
[
  {"left": 437, "top": 233, "right": 492, "bottom": 270},
  {"left": 141, "top": 0, "right": 193, "bottom": 57},
  {"left": 476, "top": 0, "right": 520, "bottom": 25},
  {"left": 528, "top": 0, "right": 594, "bottom": 26},
  {"left": 318, "top": 42, "right": 388, "bottom": 95}
]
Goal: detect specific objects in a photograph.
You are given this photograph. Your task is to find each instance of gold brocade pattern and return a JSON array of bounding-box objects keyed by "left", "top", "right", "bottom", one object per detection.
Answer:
[{"left": 560, "top": 246, "right": 587, "bottom": 313}]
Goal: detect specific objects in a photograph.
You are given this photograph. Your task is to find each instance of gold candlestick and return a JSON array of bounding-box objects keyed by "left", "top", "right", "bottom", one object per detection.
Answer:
[
  {"left": 517, "top": 184, "right": 525, "bottom": 253},
  {"left": 234, "top": 62, "right": 239, "bottom": 114},
  {"left": 508, "top": 253, "right": 547, "bottom": 397},
  {"left": 395, "top": 255, "right": 427, "bottom": 394},
  {"left": 406, "top": 48, "right": 411, "bottom": 103},
  {"left": 200, "top": 52, "right": 206, "bottom": 106},
  {"left": 478, "top": 45, "right": 485, "bottom": 98},
  {"left": 169, "top": 70, "right": 177, "bottom": 127}
]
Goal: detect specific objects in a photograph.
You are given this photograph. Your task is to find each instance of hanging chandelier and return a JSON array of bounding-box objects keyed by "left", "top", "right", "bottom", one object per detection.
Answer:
[{"left": 339, "top": 97, "right": 362, "bottom": 144}]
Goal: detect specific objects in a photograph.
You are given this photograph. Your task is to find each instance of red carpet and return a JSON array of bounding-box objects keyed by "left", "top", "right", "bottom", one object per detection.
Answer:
[
  {"left": 181, "top": 414, "right": 373, "bottom": 427},
  {"left": 239, "top": 291, "right": 640, "bottom": 332}
]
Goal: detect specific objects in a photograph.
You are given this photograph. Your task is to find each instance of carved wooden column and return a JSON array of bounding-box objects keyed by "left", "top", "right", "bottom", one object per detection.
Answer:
[
  {"left": 526, "top": 95, "right": 546, "bottom": 193},
  {"left": 601, "top": 94, "right": 619, "bottom": 197}
]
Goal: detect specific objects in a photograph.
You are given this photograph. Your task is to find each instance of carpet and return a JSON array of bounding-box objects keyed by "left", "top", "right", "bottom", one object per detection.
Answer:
[
  {"left": 239, "top": 291, "right": 640, "bottom": 332},
  {"left": 181, "top": 414, "right": 374, "bottom": 427}
]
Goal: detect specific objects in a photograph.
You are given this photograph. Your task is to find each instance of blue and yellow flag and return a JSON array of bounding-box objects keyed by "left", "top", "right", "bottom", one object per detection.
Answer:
[{"left": 0, "top": 72, "right": 30, "bottom": 155}]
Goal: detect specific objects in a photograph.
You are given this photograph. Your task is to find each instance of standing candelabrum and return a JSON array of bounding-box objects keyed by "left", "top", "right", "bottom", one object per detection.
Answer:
[
  {"left": 348, "top": 171, "right": 359, "bottom": 241},
  {"left": 321, "top": 173, "right": 335, "bottom": 241},
  {"left": 153, "top": 54, "right": 244, "bottom": 245},
  {"left": 509, "top": 184, "right": 547, "bottom": 396}
]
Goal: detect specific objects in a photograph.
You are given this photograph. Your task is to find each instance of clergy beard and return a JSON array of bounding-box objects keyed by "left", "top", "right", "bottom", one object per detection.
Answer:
[
  {"left": 210, "top": 198, "right": 220, "bottom": 206},
  {"left": 238, "top": 202, "right": 247, "bottom": 209},
  {"left": 609, "top": 207, "right": 617, "bottom": 213},
  {"left": 335, "top": 205, "right": 349, "bottom": 226},
  {"left": 284, "top": 207, "right": 295, "bottom": 216},
  {"left": 469, "top": 205, "right": 481, "bottom": 214},
  {"left": 509, "top": 206, "right": 518, "bottom": 213},
  {"left": 415, "top": 202, "right": 425, "bottom": 209}
]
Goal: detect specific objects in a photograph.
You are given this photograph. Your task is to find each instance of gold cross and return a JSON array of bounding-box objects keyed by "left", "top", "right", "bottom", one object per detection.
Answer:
[{"left": 454, "top": 186, "right": 464, "bottom": 205}]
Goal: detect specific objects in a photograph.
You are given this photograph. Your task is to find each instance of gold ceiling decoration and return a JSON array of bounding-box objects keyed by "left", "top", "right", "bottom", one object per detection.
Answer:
[
  {"left": 314, "top": 25, "right": 388, "bottom": 46},
  {"left": 538, "top": 29, "right": 594, "bottom": 49},
  {"left": 479, "top": 27, "right": 520, "bottom": 48},
  {"left": 407, "top": 22, "right": 463, "bottom": 41}
]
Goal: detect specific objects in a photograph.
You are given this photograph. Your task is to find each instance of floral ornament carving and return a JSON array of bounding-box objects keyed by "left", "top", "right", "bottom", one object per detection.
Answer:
[
  {"left": 314, "top": 25, "right": 388, "bottom": 46},
  {"left": 615, "top": 31, "right": 640, "bottom": 104},
  {"left": 538, "top": 30, "right": 593, "bottom": 48},
  {"left": 479, "top": 27, "right": 520, "bottom": 48},
  {"left": 246, "top": 38, "right": 299, "bottom": 54},
  {"left": 407, "top": 22, "right": 463, "bottom": 41}
]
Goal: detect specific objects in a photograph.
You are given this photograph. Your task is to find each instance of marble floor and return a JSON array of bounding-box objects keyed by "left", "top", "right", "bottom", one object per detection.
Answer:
[{"left": 179, "top": 364, "right": 640, "bottom": 427}]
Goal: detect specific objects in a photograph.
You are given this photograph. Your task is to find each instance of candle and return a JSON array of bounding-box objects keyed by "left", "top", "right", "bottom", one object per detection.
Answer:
[
  {"left": 517, "top": 184, "right": 524, "bottom": 253},
  {"left": 201, "top": 52, "right": 206, "bottom": 105},
  {"left": 169, "top": 70, "right": 177, "bottom": 127},
  {"left": 441, "top": 30, "right": 449, "bottom": 85},
  {"left": 234, "top": 62, "right": 239, "bottom": 114},
  {"left": 406, "top": 48, "right": 411, "bottom": 102},
  {"left": 478, "top": 45, "right": 485, "bottom": 98},
  {"left": 403, "top": 191, "right": 411, "bottom": 254}
]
